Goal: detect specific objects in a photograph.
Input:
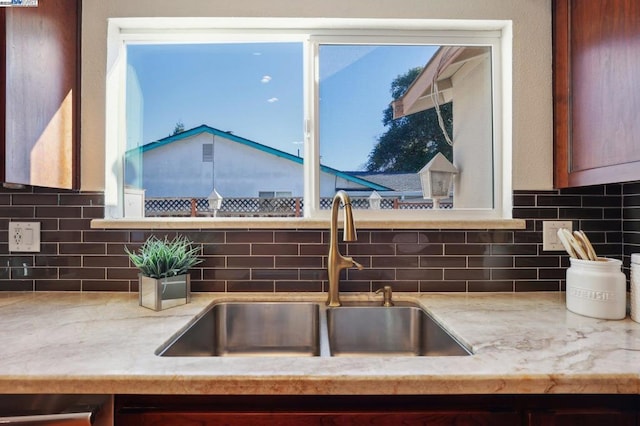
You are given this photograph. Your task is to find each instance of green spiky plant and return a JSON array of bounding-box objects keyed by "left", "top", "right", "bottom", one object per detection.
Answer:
[{"left": 125, "top": 235, "right": 202, "bottom": 279}]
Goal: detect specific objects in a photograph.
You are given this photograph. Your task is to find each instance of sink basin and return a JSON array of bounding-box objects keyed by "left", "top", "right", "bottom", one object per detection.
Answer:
[
  {"left": 327, "top": 305, "right": 470, "bottom": 357},
  {"left": 158, "top": 302, "right": 321, "bottom": 357},
  {"left": 157, "top": 300, "right": 471, "bottom": 357}
]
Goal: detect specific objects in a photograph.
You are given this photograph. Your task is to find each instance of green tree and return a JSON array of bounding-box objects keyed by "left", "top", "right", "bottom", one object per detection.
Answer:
[
  {"left": 171, "top": 120, "right": 185, "bottom": 136},
  {"left": 365, "top": 67, "right": 453, "bottom": 172}
]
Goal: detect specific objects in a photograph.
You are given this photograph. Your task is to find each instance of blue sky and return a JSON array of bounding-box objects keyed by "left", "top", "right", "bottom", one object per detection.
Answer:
[{"left": 127, "top": 42, "right": 436, "bottom": 171}]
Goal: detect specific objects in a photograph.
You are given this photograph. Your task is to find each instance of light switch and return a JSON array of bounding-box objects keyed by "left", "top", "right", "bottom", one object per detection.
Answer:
[
  {"left": 8, "top": 222, "right": 41, "bottom": 252},
  {"left": 542, "top": 220, "right": 573, "bottom": 251}
]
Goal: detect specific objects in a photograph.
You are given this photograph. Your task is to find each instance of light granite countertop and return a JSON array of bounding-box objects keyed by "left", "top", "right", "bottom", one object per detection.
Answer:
[{"left": 1, "top": 291, "right": 640, "bottom": 395}]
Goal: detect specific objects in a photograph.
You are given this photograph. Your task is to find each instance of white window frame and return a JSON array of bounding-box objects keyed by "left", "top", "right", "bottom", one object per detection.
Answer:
[{"left": 104, "top": 17, "right": 514, "bottom": 225}]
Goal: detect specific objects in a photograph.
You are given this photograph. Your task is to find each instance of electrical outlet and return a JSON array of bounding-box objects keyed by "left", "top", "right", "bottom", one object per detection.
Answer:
[
  {"left": 542, "top": 220, "right": 573, "bottom": 251},
  {"left": 8, "top": 222, "right": 41, "bottom": 253}
]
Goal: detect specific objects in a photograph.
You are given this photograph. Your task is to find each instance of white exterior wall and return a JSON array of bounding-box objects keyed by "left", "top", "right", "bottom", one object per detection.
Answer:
[
  {"left": 452, "top": 55, "right": 493, "bottom": 209},
  {"left": 319, "top": 172, "right": 343, "bottom": 198},
  {"left": 142, "top": 133, "right": 214, "bottom": 197},
  {"left": 213, "top": 136, "right": 304, "bottom": 198},
  {"left": 141, "top": 131, "right": 350, "bottom": 198}
]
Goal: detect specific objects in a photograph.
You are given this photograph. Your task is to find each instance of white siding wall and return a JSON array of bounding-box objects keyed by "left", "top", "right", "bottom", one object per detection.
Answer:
[
  {"left": 319, "top": 173, "right": 341, "bottom": 198},
  {"left": 143, "top": 133, "right": 214, "bottom": 197},
  {"left": 213, "top": 135, "right": 304, "bottom": 198},
  {"left": 141, "top": 131, "right": 349, "bottom": 198},
  {"left": 452, "top": 55, "right": 493, "bottom": 209}
]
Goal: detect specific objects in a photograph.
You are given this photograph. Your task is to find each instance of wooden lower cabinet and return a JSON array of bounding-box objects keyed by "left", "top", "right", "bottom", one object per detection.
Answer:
[
  {"left": 525, "top": 395, "right": 638, "bottom": 426},
  {"left": 117, "top": 411, "right": 516, "bottom": 426},
  {"left": 528, "top": 409, "right": 636, "bottom": 426},
  {"left": 115, "top": 394, "right": 638, "bottom": 426}
]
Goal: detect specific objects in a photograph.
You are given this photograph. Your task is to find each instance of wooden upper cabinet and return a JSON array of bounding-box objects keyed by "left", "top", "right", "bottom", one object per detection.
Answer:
[
  {"left": 1, "top": 0, "right": 80, "bottom": 189},
  {"left": 554, "top": 0, "right": 640, "bottom": 188}
]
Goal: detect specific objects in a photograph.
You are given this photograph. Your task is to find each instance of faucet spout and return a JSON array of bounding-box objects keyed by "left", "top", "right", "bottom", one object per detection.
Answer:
[{"left": 327, "top": 191, "right": 362, "bottom": 307}]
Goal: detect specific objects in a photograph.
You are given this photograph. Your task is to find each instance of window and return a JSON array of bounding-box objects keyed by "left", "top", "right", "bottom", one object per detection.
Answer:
[
  {"left": 202, "top": 144, "right": 213, "bottom": 163},
  {"left": 105, "top": 18, "right": 512, "bottom": 223},
  {"left": 259, "top": 191, "right": 293, "bottom": 198}
]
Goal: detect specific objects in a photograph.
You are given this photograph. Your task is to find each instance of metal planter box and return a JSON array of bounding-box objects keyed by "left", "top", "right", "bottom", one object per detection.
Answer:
[{"left": 139, "top": 274, "right": 191, "bottom": 311}]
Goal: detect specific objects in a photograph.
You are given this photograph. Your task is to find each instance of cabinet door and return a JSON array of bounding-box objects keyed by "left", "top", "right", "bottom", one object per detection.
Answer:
[
  {"left": 117, "top": 410, "right": 519, "bottom": 426},
  {"left": 554, "top": 0, "right": 640, "bottom": 188},
  {"left": 528, "top": 409, "right": 636, "bottom": 426},
  {"left": 1, "top": 0, "right": 80, "bottom": 189}
]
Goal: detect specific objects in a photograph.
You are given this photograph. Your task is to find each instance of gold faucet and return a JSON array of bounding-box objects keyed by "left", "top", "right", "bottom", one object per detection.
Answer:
[{"left": 327, "top": 191, "right": 363, "bottom": 307}]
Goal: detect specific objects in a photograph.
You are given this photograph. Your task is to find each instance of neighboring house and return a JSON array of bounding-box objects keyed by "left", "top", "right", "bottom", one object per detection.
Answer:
[
  {"left": 124, "top": 124, "right": 389, "bottom": 199},
  {"left": 391, "top": 46, "right": 493, "bottom": 209},
  {"left": 343, "top": 171, "right": 423, "bottom": 199}
]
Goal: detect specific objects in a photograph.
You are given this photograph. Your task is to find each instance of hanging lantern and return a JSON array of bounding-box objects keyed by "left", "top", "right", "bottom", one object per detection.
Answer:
[
  {"left": 207, "top": 188, "right": 223, "bottom": 217},
  {"left": 368, "top": 190, "right": 382, "bottom": 210},
  {"left": 418, "top": 153, "right": 458, "bottom": 209}
]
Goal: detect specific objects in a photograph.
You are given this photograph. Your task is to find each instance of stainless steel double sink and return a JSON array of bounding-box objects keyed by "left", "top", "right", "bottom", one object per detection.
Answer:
[{"left": 156, "top": 301, "right": 471, "bottom": 357}]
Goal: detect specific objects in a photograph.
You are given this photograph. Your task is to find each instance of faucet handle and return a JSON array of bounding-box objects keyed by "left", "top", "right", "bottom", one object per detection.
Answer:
[
  {"left": 351, "top": 259, "right": 364, "bottom": 270},
  {"left": 375, "top": 285, "right": 394, "bottom": 307}
]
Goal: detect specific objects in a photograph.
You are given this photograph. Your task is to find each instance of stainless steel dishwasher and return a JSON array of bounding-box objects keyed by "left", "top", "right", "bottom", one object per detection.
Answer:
[{"left": 0, "top": 394, "right": 107, "bottom": 425}]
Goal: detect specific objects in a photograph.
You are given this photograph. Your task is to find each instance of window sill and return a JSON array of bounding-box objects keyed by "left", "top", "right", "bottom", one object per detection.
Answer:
[{"left": 91, "top": 217, "right": 526, "bottom": 230}]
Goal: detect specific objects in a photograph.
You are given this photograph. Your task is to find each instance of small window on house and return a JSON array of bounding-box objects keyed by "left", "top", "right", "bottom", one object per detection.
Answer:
[
  {"left": 202, "top": 144, "right": 213, "bottom": 162},
  {"left": 259, "top": 191, "right": 293, "bottom": 198},
  {"left": 107, "top": 18, "right": 511, "bottom": 222}
]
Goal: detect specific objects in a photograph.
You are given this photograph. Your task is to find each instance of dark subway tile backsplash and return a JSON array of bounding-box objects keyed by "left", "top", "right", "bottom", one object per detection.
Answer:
[{"left": 0, "top": 182, "right": 639, "bottom": 293}]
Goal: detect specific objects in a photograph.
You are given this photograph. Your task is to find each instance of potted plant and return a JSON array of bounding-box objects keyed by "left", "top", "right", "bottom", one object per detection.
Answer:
[{"left": 125, "top": 235, "right": 202, "bottom": 311}]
